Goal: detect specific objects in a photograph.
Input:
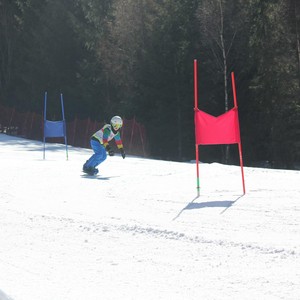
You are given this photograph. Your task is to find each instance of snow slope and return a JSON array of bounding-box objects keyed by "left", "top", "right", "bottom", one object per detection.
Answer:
[{"left": 0, "top": 133, "right": 299, "bottom": 300}]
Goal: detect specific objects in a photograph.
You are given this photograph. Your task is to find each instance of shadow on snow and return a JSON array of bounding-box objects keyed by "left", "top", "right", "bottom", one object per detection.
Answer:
[
  {"left": 80, "top": 174, "right": 120, "bottom": 180},
  {"left": 173, "top": 195, "right": 244, "bottom": 220}
]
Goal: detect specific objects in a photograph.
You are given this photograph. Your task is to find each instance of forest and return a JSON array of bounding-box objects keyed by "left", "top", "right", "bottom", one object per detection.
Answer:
[{"left": 0, "top": 0, "right": 300, "bottom": 168}]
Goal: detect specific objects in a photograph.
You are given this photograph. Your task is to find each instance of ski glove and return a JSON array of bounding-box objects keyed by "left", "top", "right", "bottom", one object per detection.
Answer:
[
  {"left": 120, "top": 148, "right": 125, "bottom": 159},
  {"left": 106, "top": 145, "right": 114, "bottom": 156}
]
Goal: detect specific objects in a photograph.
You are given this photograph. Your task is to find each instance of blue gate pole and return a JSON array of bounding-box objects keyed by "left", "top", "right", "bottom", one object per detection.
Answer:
[
  {"left": 60, "top": 93, "right": 68, "bottom": 160},
  {"left": 43, "top": 92, "right": 47, "bottom": 160}
]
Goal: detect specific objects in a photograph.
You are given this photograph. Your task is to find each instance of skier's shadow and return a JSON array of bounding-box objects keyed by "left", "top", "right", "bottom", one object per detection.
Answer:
[
  {"left": 80, "top": 175, "right": 120, "bottom": 180},
  {"left": 173, "top": 195, "right": 244, "bottom": 220}
]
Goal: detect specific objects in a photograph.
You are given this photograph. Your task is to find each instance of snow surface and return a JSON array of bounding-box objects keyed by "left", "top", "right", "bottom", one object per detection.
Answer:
[{"left": 0, "top": 133, "right": 299, "bottom": 300}]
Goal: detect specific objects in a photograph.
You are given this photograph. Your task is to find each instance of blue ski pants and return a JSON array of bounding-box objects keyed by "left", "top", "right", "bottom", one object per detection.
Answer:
[{"left": 85, "top": 139, "right": 107, "bottom": 168}]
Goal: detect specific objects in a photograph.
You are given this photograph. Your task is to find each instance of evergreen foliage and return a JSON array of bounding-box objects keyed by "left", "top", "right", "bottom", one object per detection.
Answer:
[{"left": 0, "top": 0, "right": 299, "bottom": 168}]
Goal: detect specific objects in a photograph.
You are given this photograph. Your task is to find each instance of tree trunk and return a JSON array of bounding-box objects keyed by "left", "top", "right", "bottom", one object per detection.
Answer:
[
  {"left": 219, "top": 0, "right": 230, "bottom": 163},
  {"left": 175, "top": 57, "right": 182, "bottom": 160}
]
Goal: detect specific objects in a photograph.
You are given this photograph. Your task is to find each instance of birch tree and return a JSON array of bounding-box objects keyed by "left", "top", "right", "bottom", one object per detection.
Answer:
[{"left": 197, "top": 0, "right": 246, "bottom": 162}]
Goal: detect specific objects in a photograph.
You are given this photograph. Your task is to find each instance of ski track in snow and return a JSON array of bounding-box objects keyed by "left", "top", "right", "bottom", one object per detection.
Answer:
[
  {"left": 3, "top": 208, "right": 298, "bottom": 258},
  {"left": 0, "top": 134, "right": 300, "bottom": 300}
]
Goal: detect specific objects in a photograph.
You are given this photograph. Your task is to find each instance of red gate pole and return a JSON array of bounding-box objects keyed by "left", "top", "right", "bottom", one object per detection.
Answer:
[
  {"left": 194, "top": 59, "right": 200, "bottom": 197},
  {"left": 231, "top": 72, "right": 246, "bottom": 194}
]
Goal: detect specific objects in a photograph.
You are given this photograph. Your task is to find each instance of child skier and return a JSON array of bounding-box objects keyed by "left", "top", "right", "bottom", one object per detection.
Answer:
[{"left": 83, "top": 116, "right": 125, "bottom": 175}]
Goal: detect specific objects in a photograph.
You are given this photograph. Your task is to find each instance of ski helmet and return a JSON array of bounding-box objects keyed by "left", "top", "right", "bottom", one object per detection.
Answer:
[{"left": 110, "top": 116, "right": 123, "bottom": 131}]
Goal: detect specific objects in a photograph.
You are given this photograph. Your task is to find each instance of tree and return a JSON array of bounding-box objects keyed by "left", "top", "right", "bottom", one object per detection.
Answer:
[
  {"left": 133, "top": 0, "right": 198, "bottom": 159},
  {"left": 247, "top": 0, "right": 300, "bottom": 168},
  {"left": 196, "top": 0, "right": 247, "bottom": 163},
  {"left": 0, "top": 0, "right": 25, "bottom": 103}
]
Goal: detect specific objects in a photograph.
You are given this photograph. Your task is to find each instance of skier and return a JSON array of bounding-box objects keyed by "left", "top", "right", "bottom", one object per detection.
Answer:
[{"left": 83, "top": 116, "right": 125, "bottom": 175}]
